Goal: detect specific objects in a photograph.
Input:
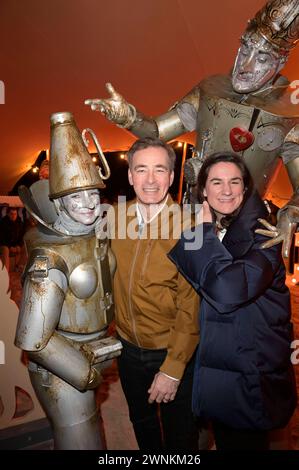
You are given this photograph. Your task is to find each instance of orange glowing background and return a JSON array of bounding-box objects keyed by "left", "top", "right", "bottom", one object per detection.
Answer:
[{"left": 0, "top": 0, "right": 298, "bottom": 201}]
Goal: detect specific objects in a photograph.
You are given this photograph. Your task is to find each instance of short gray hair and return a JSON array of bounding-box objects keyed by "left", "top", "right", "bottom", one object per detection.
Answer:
[{"left": 127, "top": 137, "right": 176, "bottom": 171}]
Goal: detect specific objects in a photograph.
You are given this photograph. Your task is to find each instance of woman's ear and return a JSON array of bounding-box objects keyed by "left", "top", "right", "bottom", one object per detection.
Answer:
[{"left": 203, "top": 188, "right": 207, "bottom": 198}]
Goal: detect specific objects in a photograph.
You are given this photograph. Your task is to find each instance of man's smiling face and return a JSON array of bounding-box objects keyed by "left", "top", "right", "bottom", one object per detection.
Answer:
[{"left": 128, "top": 146, "right": 174, "bottom": 206}]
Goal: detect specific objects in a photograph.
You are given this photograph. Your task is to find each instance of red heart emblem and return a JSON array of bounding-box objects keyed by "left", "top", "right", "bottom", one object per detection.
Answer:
[{"left": 229, "top": 127, "right": 254, "bottom": 152}]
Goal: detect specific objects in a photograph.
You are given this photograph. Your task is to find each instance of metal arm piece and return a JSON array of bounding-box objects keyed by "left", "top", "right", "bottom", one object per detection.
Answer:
[
  {"left": 129, "top": 85, "right": 200, "bottom": 141},
  {"left": 256, "top": 153, "right": 299, "bottom": 258},
  {"left": 15, "top": 275, "right": 65, "bottom": 351},
  {"left": 285, "top": 157, "right": 299, "bottom": 201},
  {"left": 284, "top": 124, "right": 299, "bottom": 149},
  {"left": 121, "top": 105, "right": 187, "bottom": 141},
  {"left": 27, "top": 331, "right": 99, "bottom": 391},
  {"left": 275, "top": 157, "right": 299, "bottom": 258},
  {"left": 126, "top": 109, "right": 159, "bottom": 139},
  {"left": 278, "top": 153, "right": 299, "bottom": 226},
  {"left": 113, "top": 104, "right": 187, "bottom": 142},
  {"left": 85, "top": 82, "right": 200, "bottom": 142},
  {"left": 282, "top": 125, "right": 299, "bottom": 194}
]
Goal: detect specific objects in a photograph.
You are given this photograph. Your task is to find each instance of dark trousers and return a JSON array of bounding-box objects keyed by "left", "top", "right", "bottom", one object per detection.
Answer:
[
  {"left": 117, "top": 337, "right": 199, "bottom": 451},
  {"left": 212, "top": 421, "right": 269, "bottom": 450}
]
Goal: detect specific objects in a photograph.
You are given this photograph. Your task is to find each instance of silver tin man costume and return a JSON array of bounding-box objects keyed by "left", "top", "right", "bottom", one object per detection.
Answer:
[
  {"left": 14, "top": 112, "right": 121, "bottom": 450},
  {"left": 85, "top": 0, "right": 299, "bottom": 258}
]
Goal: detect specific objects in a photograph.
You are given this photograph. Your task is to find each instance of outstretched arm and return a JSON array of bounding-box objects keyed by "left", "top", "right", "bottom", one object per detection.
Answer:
[{"left": 85, "top": 82, "right": 200, "bottom": 141}]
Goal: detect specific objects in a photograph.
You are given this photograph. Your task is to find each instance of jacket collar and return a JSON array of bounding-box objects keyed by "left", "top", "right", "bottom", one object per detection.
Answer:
[
  {"left": 125, "top": 194, "right": 178, "bottom": 239},
  {"left": 222, "top": 191, "right": 268, "bottom": 257}
]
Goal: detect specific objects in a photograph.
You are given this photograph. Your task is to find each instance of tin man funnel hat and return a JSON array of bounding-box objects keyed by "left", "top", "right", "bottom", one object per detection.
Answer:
[
  {"left": 49, "top": 112, "right": 107, "bottom": 199},
  {"left": 245, "top": 0, "right": 299, "bottom": 53}
]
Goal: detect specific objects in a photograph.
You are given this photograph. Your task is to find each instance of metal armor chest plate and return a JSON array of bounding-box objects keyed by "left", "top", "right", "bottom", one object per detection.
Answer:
[
  {"left": 69, "top": 263, "right": 98, "bottom": 299},
  {"left": 196, "top": 76, "right": 299, "bottom": 196},
  {"left": 25, "top": 230, "right": 115, "bottom": 334}
]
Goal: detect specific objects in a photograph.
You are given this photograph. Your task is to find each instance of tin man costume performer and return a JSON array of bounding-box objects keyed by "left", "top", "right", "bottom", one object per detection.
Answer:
[
  {"left": 14, "top": 112, "right": 121, "bottom": 450},
  {"left": 85, "top": 0, "right": 299, "bottom": 258}
]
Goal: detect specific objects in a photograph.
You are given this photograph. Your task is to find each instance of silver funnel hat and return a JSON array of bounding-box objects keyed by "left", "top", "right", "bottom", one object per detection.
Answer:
[{"left": 49, "top": 112, "right": 105, "bottom": 200}]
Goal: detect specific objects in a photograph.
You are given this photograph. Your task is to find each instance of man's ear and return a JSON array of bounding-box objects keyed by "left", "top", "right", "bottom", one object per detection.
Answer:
[{"left": 128, "top": 168, "right": 133, "bottom": 186}]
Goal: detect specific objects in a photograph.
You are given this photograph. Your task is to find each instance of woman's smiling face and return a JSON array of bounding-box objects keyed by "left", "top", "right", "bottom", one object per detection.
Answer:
[{"left": 203, "top": 162, "right": 245, "bottom": 217}]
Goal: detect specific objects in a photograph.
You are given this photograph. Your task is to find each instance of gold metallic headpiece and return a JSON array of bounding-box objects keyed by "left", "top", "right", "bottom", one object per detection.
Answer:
[{"left": 245, "top": 0, "right": 299, "bottom": 54}]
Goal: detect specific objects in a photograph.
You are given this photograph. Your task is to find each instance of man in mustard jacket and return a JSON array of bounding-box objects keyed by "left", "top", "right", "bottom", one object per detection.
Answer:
[{"left": 108, "top": 137, "right": 200, "bottom": 451}]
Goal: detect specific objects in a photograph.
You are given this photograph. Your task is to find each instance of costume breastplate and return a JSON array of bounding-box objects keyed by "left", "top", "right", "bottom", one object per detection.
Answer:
[
  {"left": 196, "top": 75, "right": 299, "bottom": 196},
  {"left": 69, "top": 263, "right": 98, "bottom": 299},
  {"left": 24, "top": 228, "right": 115, "bottom": 334}
]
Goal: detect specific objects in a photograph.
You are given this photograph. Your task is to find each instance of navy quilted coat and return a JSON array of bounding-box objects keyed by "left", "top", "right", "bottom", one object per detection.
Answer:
[{"left": 169, "top": 192, "right": 297, "bottom": 430}]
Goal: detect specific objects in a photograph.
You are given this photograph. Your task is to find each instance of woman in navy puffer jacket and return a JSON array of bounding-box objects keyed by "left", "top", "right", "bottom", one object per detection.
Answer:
[{"left": 169, "top": 152, "right": 297, "bottom": 450}]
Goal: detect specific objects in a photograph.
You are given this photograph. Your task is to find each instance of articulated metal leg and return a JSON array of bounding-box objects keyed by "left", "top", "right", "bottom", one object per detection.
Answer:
[{"left": 29, "top": 364, "right": 103, "bottom": 450}]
